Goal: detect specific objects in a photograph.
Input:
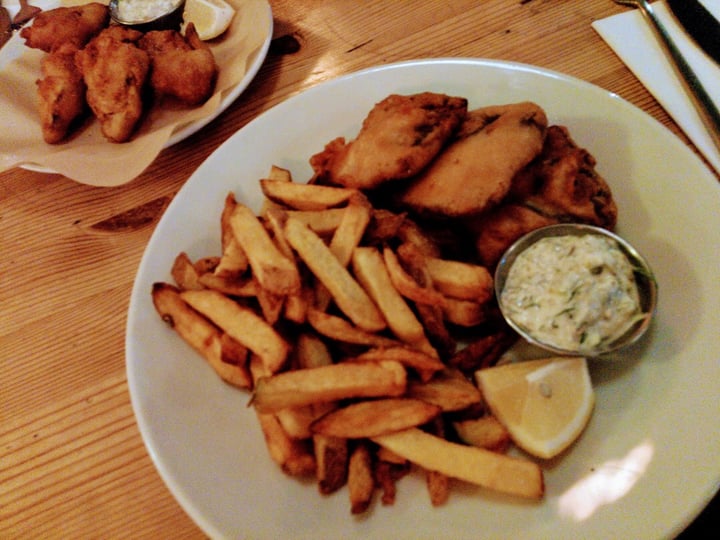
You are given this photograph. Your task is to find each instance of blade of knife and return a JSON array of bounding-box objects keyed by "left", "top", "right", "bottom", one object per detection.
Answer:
[{"left": 666, "top": 0, "right": 720, "bottom": 64}]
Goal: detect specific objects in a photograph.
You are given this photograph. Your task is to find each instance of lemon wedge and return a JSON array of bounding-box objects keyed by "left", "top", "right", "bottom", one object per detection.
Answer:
[
  {"left": 183, "top": 0, "right": 236, "bottom": 40},
  {"left": 475, "top": 357, "right": 594, "bottom": 459}
]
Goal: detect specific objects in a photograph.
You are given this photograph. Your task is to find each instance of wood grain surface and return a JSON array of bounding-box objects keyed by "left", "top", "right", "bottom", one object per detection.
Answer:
[{"left": 1, "top": 0, "right": 717, "bottom": 537}]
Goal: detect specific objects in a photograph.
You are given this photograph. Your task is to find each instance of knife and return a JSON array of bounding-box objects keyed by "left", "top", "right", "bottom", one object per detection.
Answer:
[
  {"left": 667, "top": 0, "right": 720, "bottom": 64},
  {"left": 615, "top": 0, "right": 720, "bottom": 154}
]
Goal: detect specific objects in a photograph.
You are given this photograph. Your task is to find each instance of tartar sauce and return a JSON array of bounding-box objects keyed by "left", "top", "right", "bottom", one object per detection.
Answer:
[
  {"left": 116, "top": 0, "right": 181, "bottom": 22},
  {"left": 500, "top": 234, "right": 642, "bottom": 353}
]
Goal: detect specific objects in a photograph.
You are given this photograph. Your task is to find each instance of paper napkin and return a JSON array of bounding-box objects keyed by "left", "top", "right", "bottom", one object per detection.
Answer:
[{"left": 593, "top": 1, "right": 720, "bottom": 175}]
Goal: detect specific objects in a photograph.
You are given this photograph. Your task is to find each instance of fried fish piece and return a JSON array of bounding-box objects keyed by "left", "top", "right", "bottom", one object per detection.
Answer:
[
  {"left": 396, "top": 102, "right": 548, "bottom": 218},
  {"left": 467, "top": 125, "right": 618, "bottom": 268},
  {"left": 75, "top": 26, "right": 150, "bottom": 143},
  {"left": 36, "top": 43, "right": 86, "bottom": 144},
  {"left": 139, "top": 23, "right": 218, "bottom": 106},
  {"left": 467, "top": 204, "right": 559, "bottom": 268},
  {"left": 509, "top": 125, "right": 618, "bottom": 229},
  {"left": 20, "top": 2, "right": 109, "bottom": 52},
  {"left": 310, "top": 92, "right": 468, "bottom": 189}
]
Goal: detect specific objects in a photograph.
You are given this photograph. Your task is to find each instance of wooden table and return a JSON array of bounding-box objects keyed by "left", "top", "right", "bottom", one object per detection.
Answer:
[{"left": 1, "top": 0, "right": 717, "bottom": 537}]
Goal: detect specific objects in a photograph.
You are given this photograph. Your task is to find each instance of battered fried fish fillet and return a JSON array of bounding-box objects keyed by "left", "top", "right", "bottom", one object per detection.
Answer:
[
  {"left": 509, "top": 125, "right": 618, "bottom": 228},
  {"left": 75, "top": 26, "right": 150, "bottom": 143},
  {"left": 139, "top": 24, "right": 218, "bottom": 106},
  {"left": 36, "top": 43, "right": 86, "bottom": 144},
  {"left": 467, "top": 125, "right": 617, "bottom": 268},
  {"left": 20, "top": 2, "right": 109, "bottom": 52},
  {"left": 396, "top": 102, "right": 548, "bottom": 217},
  {"left": 468, "top": 204, "right": 559, "bottom": 268},
  {"left": 310, "top": 92, "right": 468, "bottom": 189}
]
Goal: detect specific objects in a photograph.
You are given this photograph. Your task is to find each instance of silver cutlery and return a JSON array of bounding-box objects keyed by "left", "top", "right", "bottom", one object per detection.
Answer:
[
  {"left": 613, "top": 0, "right": 720, "bottom": 154},
  {"left": 667, "top": 0, "right": 720, "bottom": 65}
]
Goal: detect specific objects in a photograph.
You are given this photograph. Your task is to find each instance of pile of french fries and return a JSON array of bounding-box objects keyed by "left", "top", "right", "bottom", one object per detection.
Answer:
[{"left": 152, "top": 166, "right": 544, "bottom": 515}]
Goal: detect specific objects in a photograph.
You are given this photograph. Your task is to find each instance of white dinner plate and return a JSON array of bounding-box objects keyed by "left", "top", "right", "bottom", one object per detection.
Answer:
[
  {"left": 126, "top": 58, "right": 720, "bottom": 539},
  {"left": 0, "top": 0, "right": 272, "bottom": 174}
]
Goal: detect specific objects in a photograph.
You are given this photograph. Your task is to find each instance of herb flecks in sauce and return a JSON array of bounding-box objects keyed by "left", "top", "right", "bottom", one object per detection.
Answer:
[
  {"left": 500, "top": 234, "right": 643, "bottom": 353},
  {"left": 116, "top": 0, "right": 181, "bottom": 22}
]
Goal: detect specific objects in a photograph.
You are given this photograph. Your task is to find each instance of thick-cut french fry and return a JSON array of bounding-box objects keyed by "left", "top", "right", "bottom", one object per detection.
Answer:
[
  {"left": 393, "top": 241, "right": 471, "bottom": 344},
  {"left": 260, "top": 179, "right": 359, "bottom": 210},
  {"left": 220, "top": 332, "right": 249, "bottom": 366},
  {"left": 287, "top": 208, "right": 346, "bottom": 235},
  {"left": 425, "top": 256, "right": 493, "bottom": 303},
  {"left": 396, "top": 242, "right": 436, "bottom": 288},
  {"left": 263, "top": 208, "right": 296, "bottom": 260},
  {"left": 347, "top": 346, "right": 444, "bottom": 377},
  {"left": 441, "top": 297, "right": 488, "bottom": 327},
  {"left": 425, "top": 417, "right": 450, "bottom": 506},
  {"left": 255, "top": 284, "right": 285, "bottom": 325},
  {"left": 197, "top": 272, "right": 258, "bottom": 297},
  {"left": 171, "top": 252, "right": 204, "bottom": 290},
  {"left": 449, "top": 330, "right": 517, "bottom": 373},
  {"left": 372, "top": 428, "right": 544, "bottom": 499},
  {"left": 251, "top": 360, "right": 407, "bottom": 413},
  {"left": 328, "top": 192, "right": 371, "bottom": 265},
  {"left": 314, "top": 397, "right": 440, "bottom": 438},
  {"left": 306, "top": 309, "right": 398, "bottom": 348},
  {"left": 352, "top": 246, "right": 432, "bottom": 349},
  {"left": 220, "top": 192, "right": 238, "bottom": 251},
  {"left": 415, "top": 302, "right": 456, "bottom": 359},
  {"left": 270, "top": 207, "right": 332, "bottom": 314},
  {"left": 426, "top": 469, "right": 450, "bottom": 506},
  {"left": 374, "top": 459, "right": 410, "bottom": 506},
  {"left": 265, "top": 164, "right": 293, "bottom": 183},
  {"left": 376, "top": 447, "right": 407, "bottom": 465},
  {"left": 214, "top": 238, "right": 249, "bottom": 279},
  {"left": 283, "top": 289, "right": 309, "bottom": 324},
  {"left": 193, "top": 256, "right": 220, "bottom": 275},
  {"left": 275, "top": 406, "right": 319, "bottom": 439},
  {"left": 406, "top": 368, "right": 482, "bottom": 412},
  {"left": 216, "top": 193, "right": 250, "bottom": 279},
  {"left": 453, "top": 416, "right": 511, "bottom": 453},
  {"left": 314, "top": 434, "right": 349, "bottom": 495},
  {"left": 152, "top": 283, "right": 251, "bottom": 388},
  {"left": 295, "top": 332, "right": 334, "bottom": 369},
  {"left": 284, "top": 217, "right": 386, "bottom": 332},
  {"left": 180, "top": 289, "right": 289, "bottom": 374},
  {"left": 348, "top": 442, "right": 375, "bottom": 514},
  {"left": 313, "top": 192, "right": 373, "bottom": 310},
  {"left": 230, "top": 203, "right": 301, "bottom": 296},
  {"left": 249, "top": 352, "right": 273, "bottom": 384},
  {"left": 311, "top": 398, "right": 441, "bottom": 439},
  {"left": 383, "top": 247, "right": 447, "bottom": 308},
  {"left": 278, "top": 319, "right": 338, "bottom": 413},
  {"left": 259, "top": 167, "right": 293, "bottom": 215},
  {"left": 218, "top": 340, "right": 252, "bottom": 388},
  {"left": 256, "top": 411, "right": 316, "bottom": 477}
]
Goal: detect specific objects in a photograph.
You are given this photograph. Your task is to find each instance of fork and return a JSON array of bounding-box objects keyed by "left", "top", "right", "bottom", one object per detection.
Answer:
[{"left": 613, "top": 0, "right": 720, "bottom": 154}]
